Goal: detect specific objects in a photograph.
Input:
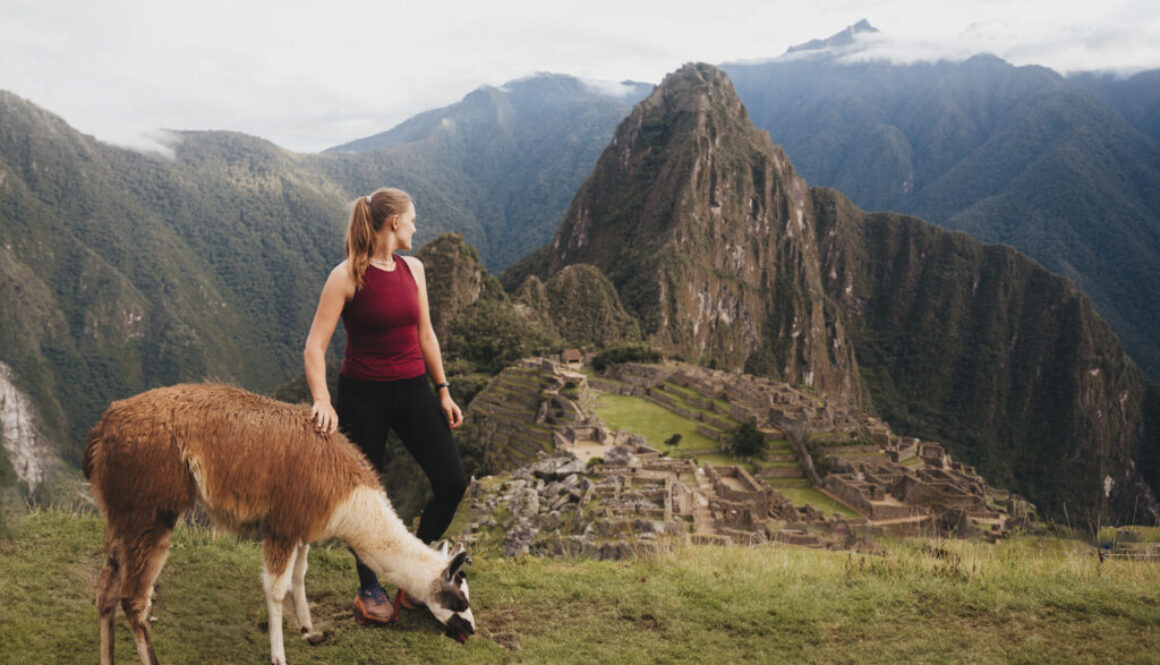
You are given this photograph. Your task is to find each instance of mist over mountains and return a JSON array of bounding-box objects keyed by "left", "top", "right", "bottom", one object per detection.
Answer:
[{"left": 313, "top": 74, "right": 652, "bottom": 270}]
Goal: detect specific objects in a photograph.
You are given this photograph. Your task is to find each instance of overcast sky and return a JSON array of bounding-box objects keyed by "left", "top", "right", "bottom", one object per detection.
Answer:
[{"left": 3, "top": 0, "right": 1158, "bottom": 154}]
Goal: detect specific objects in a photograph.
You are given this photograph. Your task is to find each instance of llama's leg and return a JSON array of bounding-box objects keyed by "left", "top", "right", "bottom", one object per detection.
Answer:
[
  {"left": 262, "top": 539, "right": 297, "bottom": 665},
  {"left": 287, "top": 542, "right": 324, "bottom": 645},
  {"left": 96, "top": 546, "right": 124, "bottom": 665},
  {"left": 119, "top": 523, "right": 173, "bottom": 665}
]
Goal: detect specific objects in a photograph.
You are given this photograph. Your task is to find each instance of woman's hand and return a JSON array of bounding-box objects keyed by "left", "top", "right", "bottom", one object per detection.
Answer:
[
  {"left": 440, "top": 391, "right": 463, "bottom": 429},
  {"left": 311, "top": 400, "right": 339, "bottom": 435}
]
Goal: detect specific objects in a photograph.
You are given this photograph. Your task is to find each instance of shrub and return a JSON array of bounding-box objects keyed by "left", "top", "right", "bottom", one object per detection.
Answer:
[
  {"left": 591, "top": 344, "right": 663, "bottom": 371},
  {"left": 725, "top": 418, "right": 766, "bottom": 459}
]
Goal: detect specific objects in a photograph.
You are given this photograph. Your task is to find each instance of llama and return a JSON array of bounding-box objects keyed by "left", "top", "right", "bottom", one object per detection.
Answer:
[{"left": 82, "top": 383, "right": 475, "bottom": 665}]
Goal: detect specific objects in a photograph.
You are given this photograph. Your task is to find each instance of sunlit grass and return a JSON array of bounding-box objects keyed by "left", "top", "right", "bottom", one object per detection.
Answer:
[
  {"left": 6, "top": 510, "right": 1160, "bottom": 665},
  {"left": 775, "top": 486, "right": 859, "bottom": 518},
  {"left": 594, "top": 393, "right": 720, "bottom": 453}
]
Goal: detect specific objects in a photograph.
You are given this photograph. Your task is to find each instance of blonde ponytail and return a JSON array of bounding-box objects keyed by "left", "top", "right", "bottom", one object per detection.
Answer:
[{"left": 345, "top": 188, "right": 412, "bottom": 289}]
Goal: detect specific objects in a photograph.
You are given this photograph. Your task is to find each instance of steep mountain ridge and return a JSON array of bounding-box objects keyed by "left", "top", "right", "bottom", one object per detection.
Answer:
[
  {"left": 0, "top": 78, "right": 649, "bottom": 492},
  {"left": 531, "top": 63, "right": 1158, "bottom": 521},
  {"left": 0, "top": 91, "right": 346, "bottom": 477},
  {"left": 721, "top": 52, "right": 1160, "bottom": 376},
  {"left": 815, "top": 188, "right": 1150, "bottom": 516},
  {"left": 540, "top": 64, "right": 862, "bottom": 402}
]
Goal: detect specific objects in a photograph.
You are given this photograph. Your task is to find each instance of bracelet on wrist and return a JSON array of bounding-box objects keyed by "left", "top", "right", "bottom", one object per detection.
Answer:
[{"left": 434, "top": 382, "right": 451, "bottom": 393}]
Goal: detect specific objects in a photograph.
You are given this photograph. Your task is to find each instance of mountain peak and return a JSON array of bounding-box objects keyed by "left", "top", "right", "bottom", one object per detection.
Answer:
[
  {"left": 543, "top": 64, "right": 856, "bottom": 395},
  {"left": 786, "top": 19, "right": 879, "bottom": 54},
  {"left": 637, "top": 62, "right": 751, "bottom": 128}
]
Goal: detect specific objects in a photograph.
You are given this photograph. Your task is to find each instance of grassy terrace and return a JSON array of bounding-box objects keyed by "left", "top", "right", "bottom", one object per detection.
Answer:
[
  {"left": 594, "top": 394, "right": 784, "bottom": 471},
  {"left": 776, "top": 486, "right": 860, "bottom": 519},
  {"left": 594, "top": 393, "right": 720, "bottom": 454},
  {"left": 8, "top": 510, "right": 1160, "bottom": 665},
  {"left": 660, "top": 381, "right": 732, "bottom": 413}
]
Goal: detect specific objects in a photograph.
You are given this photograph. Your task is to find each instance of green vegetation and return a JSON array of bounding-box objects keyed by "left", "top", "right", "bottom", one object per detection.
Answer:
[
  {"left": 541, "top": 265, "right": 642, "bottom": 348},
  {"left": 724, "top": 418, "right": 766, "bottom": 459},
  {"left": 594, "top": 393, "right": 719, "bottom": 453},
  {"left": 6, "top": 510, "right": 1160, "bottom": 665},
  {"left": 775, "top": 486, "right": 859, "bottom": 519},
  {"left": 590, "top": 345, "right": 664, "bottom": 372},
  {"left": 803, "top": 440, "right": 835, "bottom": 478}
]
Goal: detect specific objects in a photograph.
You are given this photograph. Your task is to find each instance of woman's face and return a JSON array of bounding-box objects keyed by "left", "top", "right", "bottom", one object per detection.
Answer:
[{"left": 393, "top": 201, "right": 417, "bottom": 251}]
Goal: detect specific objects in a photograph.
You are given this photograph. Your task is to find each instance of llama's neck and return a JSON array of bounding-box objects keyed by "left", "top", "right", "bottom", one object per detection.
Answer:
[{"left": 322, "top": 485, "right": 443, "bottom": 597}]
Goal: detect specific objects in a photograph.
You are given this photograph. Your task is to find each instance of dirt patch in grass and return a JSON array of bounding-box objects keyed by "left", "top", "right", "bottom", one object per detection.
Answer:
[{"left": 479, "top": 606, "right": 521, "bottom": 651}]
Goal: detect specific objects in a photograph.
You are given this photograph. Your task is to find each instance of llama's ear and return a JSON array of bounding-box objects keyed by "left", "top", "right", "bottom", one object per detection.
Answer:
[
  {"left": 435, "top": 539, "right": 452, "bottom": 556},
  {"left": 444, "top": 547, "right": 470, "bottom": 581}
]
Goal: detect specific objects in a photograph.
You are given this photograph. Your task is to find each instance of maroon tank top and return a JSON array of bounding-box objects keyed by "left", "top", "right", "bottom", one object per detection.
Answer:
[{"left": 340, "top": 256, "right": 427, "bottom": 382}]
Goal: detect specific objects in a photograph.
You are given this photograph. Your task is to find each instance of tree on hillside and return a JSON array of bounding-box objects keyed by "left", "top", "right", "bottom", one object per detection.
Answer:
[
  {"left": 664, "top": 433, "right": 682, "bottom": 454},
  {"left": 726, "top": 418, "right": 766, "bottom": 459},
  {"left": 591, "top": 344, "right": 663, "bottom": 371}
]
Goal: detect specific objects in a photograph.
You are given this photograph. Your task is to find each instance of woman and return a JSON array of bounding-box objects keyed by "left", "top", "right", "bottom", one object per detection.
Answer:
[{"left": 303, "top": 187, "right": 467, "bottom": 625}]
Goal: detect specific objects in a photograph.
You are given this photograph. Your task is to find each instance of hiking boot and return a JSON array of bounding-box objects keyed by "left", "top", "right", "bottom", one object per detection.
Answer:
[
  {"left": 395, "top": 588, "right": 426, "bottom": 611},
  {"left": 352, "top": 586, "right": 397, "bottom": 625}
]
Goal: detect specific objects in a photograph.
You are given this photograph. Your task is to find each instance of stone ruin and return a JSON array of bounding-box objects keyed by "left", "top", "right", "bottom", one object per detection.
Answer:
[
  {"left": 459, "top": 358, "right": 1033, "bottom": 554},
  {"left": 458, "top": 444, "right": 868, "bottom": 559}
]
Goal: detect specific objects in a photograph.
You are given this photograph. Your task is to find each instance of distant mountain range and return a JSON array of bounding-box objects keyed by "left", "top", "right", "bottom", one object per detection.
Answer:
[
  {"left": 721, "top": 22, "right": 1160, "bottom": 377},
  {"left": 320, "top": 29, "right": 1160, "bottom": 378},
  {"left": 313, "top": 74, "right": 652, "bottom": 270},
  {"left": 0, "top": 99, "right": 346, "bottom": 482},
  {"left": 517, "top": 63, "right": 1159, "bottom": 523},
  {"left": 3, "top": 30, "right": 1160, "bottom": 521},
  {"left": 0, "top": 75, "right": 649, "bottom": 494}
]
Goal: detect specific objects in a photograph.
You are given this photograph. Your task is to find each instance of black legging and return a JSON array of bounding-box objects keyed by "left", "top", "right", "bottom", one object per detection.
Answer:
[{"left": 336, "top": 373, "right": 467, "bottom": 591}]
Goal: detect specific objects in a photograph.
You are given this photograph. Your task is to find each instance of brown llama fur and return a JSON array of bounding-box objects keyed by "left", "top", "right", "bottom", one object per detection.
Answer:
[{"left": 84, "top": 383, "right": 474, "bottom": 665}]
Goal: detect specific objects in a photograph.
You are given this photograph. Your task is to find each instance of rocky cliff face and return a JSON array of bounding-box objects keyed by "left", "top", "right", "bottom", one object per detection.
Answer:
[
  {"left": 0, "top": 362, "right": 55, "bottom": 492},
  {"left": 544, "top": 64, "right": 861, "bottom": 402},
  {"left": 814, "top": 188, "right": 1155, "bottom": 520},
  {"left": 535, "top": 63, "right": 1159, "bottom": 521}
]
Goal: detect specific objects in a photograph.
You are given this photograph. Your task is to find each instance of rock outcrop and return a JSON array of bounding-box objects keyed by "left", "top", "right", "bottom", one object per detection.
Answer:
[
  {"left": 0, "top": 362, "right": 54, "bottom": 491},
  {"left": 541, "top": 63, "right": 861, "bottom": 403},
  {"left": 416, "top": 232, "right": 494, "bottom": 340}
]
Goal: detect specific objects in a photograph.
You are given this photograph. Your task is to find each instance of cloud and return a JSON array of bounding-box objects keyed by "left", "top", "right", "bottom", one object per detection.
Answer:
[
  {"left": 579, "top": 77, "right": 648, "bottom": 98},
  {"left": 114, "top": 130, "right": 182, "bottom": 161},
  {"left": 2, "top": 0, "right": 1159, "bottom": 153},
  {"left": 829, "top": 2, "right": 1160, "bottom": 75}
]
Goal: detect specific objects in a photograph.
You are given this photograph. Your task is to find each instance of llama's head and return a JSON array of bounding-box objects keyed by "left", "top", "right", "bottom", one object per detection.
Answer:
[{"left": 425, "top": 541, "right": 475, "bottom": 643}]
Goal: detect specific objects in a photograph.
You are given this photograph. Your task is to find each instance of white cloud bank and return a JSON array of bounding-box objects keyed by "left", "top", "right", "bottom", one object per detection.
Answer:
[{"left": 2, "top": 0, "right": 1158, "bottom": 153}]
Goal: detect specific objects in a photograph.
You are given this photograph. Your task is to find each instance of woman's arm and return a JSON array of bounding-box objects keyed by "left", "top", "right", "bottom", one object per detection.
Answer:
[
  {"left": 303, "top": 263, "right": 355, "bottom": 434},
  {"left": 404, "top": 255, "right": 463, "bottom": 429}
]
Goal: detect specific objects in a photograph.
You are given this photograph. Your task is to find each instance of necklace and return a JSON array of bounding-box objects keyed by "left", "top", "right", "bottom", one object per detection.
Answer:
[{"left": 369, "top": 256, "right": 395, "bottom": 270}]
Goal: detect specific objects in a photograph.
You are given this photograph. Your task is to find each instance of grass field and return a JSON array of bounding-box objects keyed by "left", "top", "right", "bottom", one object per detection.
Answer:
[
  {"left": 5, "top": 510, "right": 1160, "bottom": 665},
  {"left": 775, "top": 486, "right": 860, "bottom": 519},
  {"left": 593, "top": 393, "right": 721, "bottom": 454}
]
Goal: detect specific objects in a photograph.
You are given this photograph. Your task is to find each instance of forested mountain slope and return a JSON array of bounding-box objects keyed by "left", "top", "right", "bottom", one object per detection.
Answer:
[{"left": 721, "top": 48, "right": 1160, "bottom": 376}]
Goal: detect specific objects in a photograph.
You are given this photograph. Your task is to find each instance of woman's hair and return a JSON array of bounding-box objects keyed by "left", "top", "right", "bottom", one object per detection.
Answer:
[{"left": 346, "top": 187, "right": 412, "bottom": 289}]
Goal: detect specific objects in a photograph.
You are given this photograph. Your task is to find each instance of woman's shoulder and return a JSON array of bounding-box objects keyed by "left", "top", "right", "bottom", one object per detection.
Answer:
[
  {"left": 325, "top": 261, "right": 357, "bottom": 296},
  {"left": 399, "top": 255, "right": 424, "bottom": 271},
  {"left": 398, "top": 255, "right": 426, "bottom": 288},
  {"left": 328, "top": 260, "right": 355, "bottom": 281}
]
